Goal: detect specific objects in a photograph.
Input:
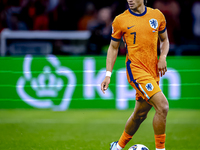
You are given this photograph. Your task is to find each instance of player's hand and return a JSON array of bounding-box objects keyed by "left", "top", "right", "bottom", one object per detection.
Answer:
[
  {"left": 158, "top": 55, "right": 167, "bottom": 77},
  {"left": 101, "top": 76, "right": 110, "bottom": 94}
]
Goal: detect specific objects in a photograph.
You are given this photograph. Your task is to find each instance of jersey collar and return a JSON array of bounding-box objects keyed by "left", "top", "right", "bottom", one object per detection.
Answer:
[{"left": 128, "top": 6, "right": 147, "bottom": 17}]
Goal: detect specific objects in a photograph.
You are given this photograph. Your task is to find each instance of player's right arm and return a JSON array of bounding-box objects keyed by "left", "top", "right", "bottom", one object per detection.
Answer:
[
  {"left": 101, "top": 16, "right": 122, "bottom": 94},
  {"left": 101, "top": 40, "right": 120, "bottom": 94}
]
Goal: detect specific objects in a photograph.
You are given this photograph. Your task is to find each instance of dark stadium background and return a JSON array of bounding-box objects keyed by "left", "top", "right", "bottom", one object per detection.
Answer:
[{"left": 0, "top": 0, "right": 199, "bottom": 56}]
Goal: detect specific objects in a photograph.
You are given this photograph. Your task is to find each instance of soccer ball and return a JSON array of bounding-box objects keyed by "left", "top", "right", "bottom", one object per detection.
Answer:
[{"left": 128, "top": 144, "right": 149, "bottom": 150}]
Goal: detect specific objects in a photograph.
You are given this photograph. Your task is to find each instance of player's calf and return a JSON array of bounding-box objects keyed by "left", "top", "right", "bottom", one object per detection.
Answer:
[{"left": 125, "top": 110, "right": 148, "bottom": 135}]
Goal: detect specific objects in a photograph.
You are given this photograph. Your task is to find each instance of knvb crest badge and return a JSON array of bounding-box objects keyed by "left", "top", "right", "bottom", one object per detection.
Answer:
[
  {"left": 16, "top": 55, "right": 76, "bottom": 111},
  {"left": 145, "top": 83, "right": 154, "bottom": 91},
  {"left": 149, "top": 19, "right": 158, "bottom": 32}
]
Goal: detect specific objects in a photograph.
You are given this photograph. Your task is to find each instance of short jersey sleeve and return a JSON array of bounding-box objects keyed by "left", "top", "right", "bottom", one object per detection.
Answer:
[
  {"left": 111, "top": 16, "right": 122, "bottom": 41},
  {"left": 156, "top": 9, "right": 167, "bottom": 34}
]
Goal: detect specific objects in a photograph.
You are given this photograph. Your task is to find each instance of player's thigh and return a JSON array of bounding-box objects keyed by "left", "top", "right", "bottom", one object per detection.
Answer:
[{"left": 149, "top": 91, "right": 169, "bottom": 114}]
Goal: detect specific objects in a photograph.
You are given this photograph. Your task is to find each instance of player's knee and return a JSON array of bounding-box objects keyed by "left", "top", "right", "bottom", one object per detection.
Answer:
[
  {"left": 133, "top": 111, "right": 148, "bottom": 123},
  {"left": 139, "top": 114, "right": 147, "bottom": 123},
  {"left": 157, "top": 103, "right": 169, "bottom": 117},
  {"left": 163, "top": 104, "right": 169, "bottom": 115},
  {"left": 152, "top": 94, "right": 169, "bottom": 117}
]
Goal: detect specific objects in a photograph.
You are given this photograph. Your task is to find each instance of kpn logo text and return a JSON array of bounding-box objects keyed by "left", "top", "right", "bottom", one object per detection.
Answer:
[{"left": 17, "top": 55, "right": 181, "bottom": 110}]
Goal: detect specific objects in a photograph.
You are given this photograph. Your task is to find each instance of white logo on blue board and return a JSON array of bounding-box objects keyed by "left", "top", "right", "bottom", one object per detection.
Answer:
[
  {"left": 149, "top": 19, "right": 158, "bottom": 29},
  {"left": 145, "top": 83, "right": 154, "bottom": 91}
]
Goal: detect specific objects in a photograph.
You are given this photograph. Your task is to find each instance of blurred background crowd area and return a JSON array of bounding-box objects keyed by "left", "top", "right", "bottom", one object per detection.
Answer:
[{"left": 0, "top": 0, "right": 200, "bottom": 56}]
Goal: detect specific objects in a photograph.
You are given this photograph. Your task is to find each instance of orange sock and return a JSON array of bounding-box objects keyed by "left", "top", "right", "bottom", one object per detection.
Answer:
[
  {"left": 118, "top": 130, "right": 133, "bottom": 148},
  {"left": 155, "top": 134, "right": 166, "bottom": 149}
]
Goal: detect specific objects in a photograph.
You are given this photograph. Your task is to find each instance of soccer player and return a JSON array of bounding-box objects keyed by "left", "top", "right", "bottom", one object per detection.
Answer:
[{"left": 101, "top": 0, "right": 169, "bottom": 150}]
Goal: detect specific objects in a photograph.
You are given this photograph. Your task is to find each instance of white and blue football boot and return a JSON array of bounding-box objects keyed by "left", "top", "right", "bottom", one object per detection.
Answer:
[{"left": 110, "top": 141, "right": 120, "bottom": 150}]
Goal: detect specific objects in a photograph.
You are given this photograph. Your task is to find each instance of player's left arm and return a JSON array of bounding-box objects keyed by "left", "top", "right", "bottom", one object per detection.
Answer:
[{"left": 158, "top": 30, "right": 169, "bottom": 77}]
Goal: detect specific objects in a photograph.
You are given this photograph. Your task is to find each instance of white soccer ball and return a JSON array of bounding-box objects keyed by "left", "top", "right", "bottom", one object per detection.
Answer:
[{"left": 128, "top": 144, "right": 149, "bottom": 150}]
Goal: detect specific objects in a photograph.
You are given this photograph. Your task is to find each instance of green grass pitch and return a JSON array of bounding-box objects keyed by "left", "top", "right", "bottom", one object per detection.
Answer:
[{"left": 0, "top": 109, "right": 200, "bottom": 150}]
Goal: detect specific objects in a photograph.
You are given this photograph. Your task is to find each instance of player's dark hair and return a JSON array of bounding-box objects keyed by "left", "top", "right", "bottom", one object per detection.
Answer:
[{"left": 144, "top": 0, "right": 147, "bottom": 5}]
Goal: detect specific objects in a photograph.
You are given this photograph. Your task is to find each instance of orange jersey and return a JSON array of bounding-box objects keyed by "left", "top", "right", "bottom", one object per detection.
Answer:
[{"left": 111, "top": 7, "right": 166, "bottom": 82}]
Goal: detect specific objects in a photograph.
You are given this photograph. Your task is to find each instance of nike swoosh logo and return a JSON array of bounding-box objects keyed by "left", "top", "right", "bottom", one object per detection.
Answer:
[{"left": 127, "top": 25, "right": 135, "bottom": 29}]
